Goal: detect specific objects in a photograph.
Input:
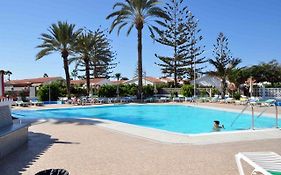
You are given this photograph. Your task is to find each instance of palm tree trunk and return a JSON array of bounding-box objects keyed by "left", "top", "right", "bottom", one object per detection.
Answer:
[
  {"left": 62, "top": 56, "right": 71, "bottom": 99},
  {"left": 85, "top": 58, "right": 90, "bottom": 95},
  {"left": 137, "top": 28, "right": 143, "bottom": 100}
]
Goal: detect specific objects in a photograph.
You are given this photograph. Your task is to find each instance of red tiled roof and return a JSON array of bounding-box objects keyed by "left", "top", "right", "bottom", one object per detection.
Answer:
[
  {"left": 144, "top": 77, "right": 163, "bottom": 83},
  {"left": 110, "top": 80, "right": 126, "bottom": 85},
  {"left": 71, "top": 78, "right": 107, "bottom": 85},
  {"left": 5, "top": 77, "right": 62, "bottom": 86},
  {"left": 160, "top": 77, "right": 174, "bottom": 83}
]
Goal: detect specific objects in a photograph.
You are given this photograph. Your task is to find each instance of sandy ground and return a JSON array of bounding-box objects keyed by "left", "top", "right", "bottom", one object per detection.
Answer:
[
  {"left": 0, "top": 120, "right": 280, "bottom": 175},
  {"left": 1, "top": 103, "right": 280, "bottom": 175}
]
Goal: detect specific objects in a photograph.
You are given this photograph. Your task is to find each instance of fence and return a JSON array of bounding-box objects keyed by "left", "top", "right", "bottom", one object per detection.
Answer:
[{"left": 253, "top": 88, "right": 281, "bottom": 99}]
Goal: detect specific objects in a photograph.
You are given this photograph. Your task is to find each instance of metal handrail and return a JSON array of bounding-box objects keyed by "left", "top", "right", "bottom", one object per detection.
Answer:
[{"left": 231, "top": 105, "right": 249, "bottom": 127}]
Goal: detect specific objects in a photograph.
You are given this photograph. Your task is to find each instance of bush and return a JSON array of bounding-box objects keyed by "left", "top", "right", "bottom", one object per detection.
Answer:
[
  {"left": 37, "top": 80, "right": 65, "bottom": 101},
  {"left": 97, "top": 84, "right": 156, "bottom": 98},
  {"left": 97, "top": 85, "right": 117, "bottom": 97},
  {"left": 199, "top": 89, "right": 208, "bottom": 97},
  {"left": 180, "top": 85, "right": 194, "bottom": 97},
  {"left": 119, "top": 84, "right": 137, "bottom": 96},
  {"left": 212, "top": 88, "right": 220, "bottom": 96},
  {"left": 19, "top": 90, "right": 28, "bottom": 102},
  {"left": 233, "top": 92, "right": 241, "bottom": 100},
  {"left": 143, "top": 85, "right": 154, "bottom": 97},
  {"left": 70, "top": 85, "right": 88, "bottom": 97}
]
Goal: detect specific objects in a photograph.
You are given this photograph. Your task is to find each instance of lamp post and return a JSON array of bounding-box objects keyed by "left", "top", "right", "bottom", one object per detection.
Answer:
[
  {"left": 193, "top": 54, "right": 196, "bottom": 98},
  {"left": 48, "top": 84, "right": 51, "bottom": 104}
]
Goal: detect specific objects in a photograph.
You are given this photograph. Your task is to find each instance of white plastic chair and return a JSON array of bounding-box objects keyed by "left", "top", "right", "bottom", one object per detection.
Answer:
[{"left": 235, "top": 152, "right": 281, "bottom": 175}]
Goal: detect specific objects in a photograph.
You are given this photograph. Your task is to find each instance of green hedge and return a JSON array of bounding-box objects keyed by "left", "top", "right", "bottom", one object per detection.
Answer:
[
  {"left": 180, "top": 85, "right": 194, "bottom": 97},
  {"left": 97, "top": 84, "right": 155, "bottom": 97},
  {"left": 37, "top": 80, "right": 66, "bottom": 101}
]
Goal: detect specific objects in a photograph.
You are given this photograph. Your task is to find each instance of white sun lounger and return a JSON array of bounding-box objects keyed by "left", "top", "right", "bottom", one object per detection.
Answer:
[{"left": 235, "top": 152, "right": 281, "bottom": 175}]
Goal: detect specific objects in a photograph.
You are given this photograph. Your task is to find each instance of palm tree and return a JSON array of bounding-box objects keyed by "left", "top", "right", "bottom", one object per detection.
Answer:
[
  {"left": 71, "top": 69, "right": 78, "bottom": 80},
  {"left": 36, "top": 21, "right": 81, "bottom": 99},
  {"left": 115, "top": 73, "right": 121, "bottom": 81},
  {"left": 115, "top": 73, "right": 121, "bottom": 97},
  {"left": 209, "top": 33, "right": 241, "bottom": 99},
  {"left": 4, "top": 71, "right": 12, "bottom": 81},
  {"left": 70, "top": 31, "right": 95, "bottom": 95},
  {"left": 106, "top": 0, "right": 169, "bottom": 99}
]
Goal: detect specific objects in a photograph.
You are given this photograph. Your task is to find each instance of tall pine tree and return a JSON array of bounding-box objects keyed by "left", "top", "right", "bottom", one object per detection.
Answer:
[
  {"left": 183, "top": 12, "right": 206, "bottom": 80},
  {"left": 155, "top": 0, "right": 206, "bottom": 86}
]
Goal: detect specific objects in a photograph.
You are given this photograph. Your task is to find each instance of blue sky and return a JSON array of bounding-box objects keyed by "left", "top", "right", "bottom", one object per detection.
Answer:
[{"left": 0, "top": 0, "right": 280, "bottom": 80}]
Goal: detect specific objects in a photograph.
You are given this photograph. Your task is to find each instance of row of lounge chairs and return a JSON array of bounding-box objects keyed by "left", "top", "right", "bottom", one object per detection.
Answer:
[
  {"left": 69, "top": 96, "right": 137, "bottom": 105},
  {"left": 189, "top": 95, "right": 278, "bottom": 107},
  {"left": 12, "top": 99, "right": 44, "bottom": 107}
]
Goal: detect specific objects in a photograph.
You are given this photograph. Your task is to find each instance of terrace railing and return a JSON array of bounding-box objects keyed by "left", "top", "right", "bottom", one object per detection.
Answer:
[{"left": 253, "top": 88, "right": 281, "bottom": 99}]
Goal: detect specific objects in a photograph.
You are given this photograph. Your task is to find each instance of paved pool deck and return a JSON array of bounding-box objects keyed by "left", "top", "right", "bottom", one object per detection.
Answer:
[
  {"left": 0, "top": 120, "right": 280, "bottom": 175},
  {"left": 1, "top": 103, "right": 280, "bottom": 174}
]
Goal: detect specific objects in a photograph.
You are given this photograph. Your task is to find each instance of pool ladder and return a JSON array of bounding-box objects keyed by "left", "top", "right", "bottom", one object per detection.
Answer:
[
  {"left": 230, "top": 105, "right": 249, "bottom": 127},
  {"left": 230, "top": 105, "right": 279, "bottom": 129}
]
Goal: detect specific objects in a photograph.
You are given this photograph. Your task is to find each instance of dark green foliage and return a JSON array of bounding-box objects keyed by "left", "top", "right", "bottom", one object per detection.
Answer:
[
  {"left": 233, "top": 92, "right": 241, "bottom": 100},
  {"left": 199, "top": 89, "right": 208, "bottom": 97},
  {"left": 250, "top": 59, "right": 281, "bottom": 85},
  {"left": 70, "top": 85, "right": 88, "bottom": 97},
  {"left": 180, "top": 84, "right": 194, "bottom": 97},
  {"left": 19, "top": 90, "right": 28, "bottom": 102},
  {"left": 155, "top": 0, "right": 206, "bottom": 87},
  {"left": 97, "top": 85, "right": 117, "bottom": 97},
  {"left": 209, "top": 33, "right": 241, "bottom": 99},
  {"left": 37, "top": 81, "right": 66, "bottom": 101},
  {"left": 211, "top": 88, "right": 220, "bottom": 96},
  {"left": 97, "top": 84, "right": 155, "bottom": 97},
  {"left": 143, "top": 85, "right": 154, "bottom": 97},
  {"left": 120, "top": 84, "right": 138, "bottom": 97},
  {"left": 228, "top": 60, "right": 281, "bottom": 88},
  {"left": 228, "top": 67, "right": 251, "bottom": 87}
]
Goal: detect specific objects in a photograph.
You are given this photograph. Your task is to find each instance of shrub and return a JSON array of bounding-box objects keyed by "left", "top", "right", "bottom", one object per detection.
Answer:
[
  {"left": 212, "top": 88, "right": 220, "bottom": 96},
  {"left": 143, "top": 85, "right": 154, "bottom": 97},
  {"left": 120, "top": 84, "right": 138, "bottom": 96},
  {"left": 180, "top": 85, "right": 194, "bottom": 97},
  {"left": 97, "top": 85, "right": 117, "bottom": 97},
  {"left": 70, "top": 85, "right": 88, "bottom": 97},
  {"left": 19, "top": 90, "right": 28, "bottom": 102},
  {"left": 37, "top": 80, "right": 65, "bottom": 101},
  {"left": 199, "top": 89, "right": 208, "bottom": 97},
  {"left": 233, "top": 92, "right": 241, "bottom": 100}
]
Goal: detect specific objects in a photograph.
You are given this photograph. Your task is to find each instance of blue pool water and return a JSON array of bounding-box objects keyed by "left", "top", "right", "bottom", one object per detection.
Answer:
[{"left": 12, "top": 105, "right": 280, "bottom": 134}]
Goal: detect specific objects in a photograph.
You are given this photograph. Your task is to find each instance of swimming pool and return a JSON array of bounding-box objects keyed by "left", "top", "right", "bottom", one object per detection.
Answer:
[{"left": 12, "top": 105, "right": 280, "bottom": 134}]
